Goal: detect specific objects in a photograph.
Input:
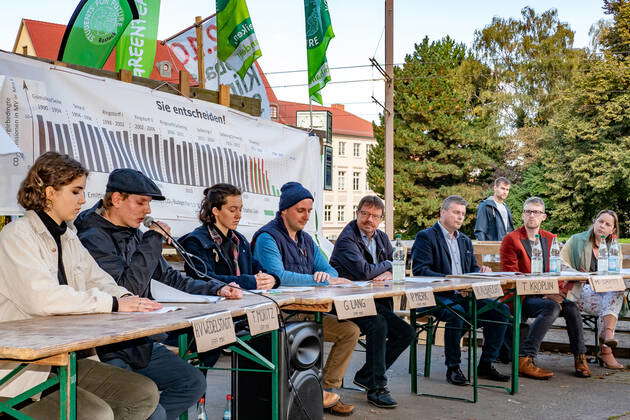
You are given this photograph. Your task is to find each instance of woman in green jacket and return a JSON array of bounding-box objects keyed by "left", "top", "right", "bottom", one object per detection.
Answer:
[{"left": 560, "top": 210, "right": 624, "bottom": 369}]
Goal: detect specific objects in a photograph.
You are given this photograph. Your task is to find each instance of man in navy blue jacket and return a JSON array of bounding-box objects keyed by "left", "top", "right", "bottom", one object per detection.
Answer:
[
  {"left": 330, "top": 196, "right": 414, "bottom": 408},
  {"left": 411, "top": 195, "right": 509, "bottom": 386}
]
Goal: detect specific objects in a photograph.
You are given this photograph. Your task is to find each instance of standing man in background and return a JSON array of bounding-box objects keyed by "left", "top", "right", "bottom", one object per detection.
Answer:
[{"left": 474, "top": 177, "right": 514, "bottom": 241}]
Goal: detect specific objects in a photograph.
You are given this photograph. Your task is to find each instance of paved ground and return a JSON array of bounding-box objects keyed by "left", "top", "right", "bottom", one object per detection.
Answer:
[{"left": 201, "top": 340, "right": 630, "bottom": 420}]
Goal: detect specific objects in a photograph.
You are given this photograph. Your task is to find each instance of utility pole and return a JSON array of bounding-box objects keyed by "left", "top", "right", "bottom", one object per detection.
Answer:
[{"left": 384, "top": 0, "right": 394, "bottom": 238}]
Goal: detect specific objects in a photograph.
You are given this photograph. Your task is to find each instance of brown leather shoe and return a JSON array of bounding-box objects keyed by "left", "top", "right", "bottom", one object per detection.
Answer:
[
  {"left": 323, "top": 390, "right": 341, "bottom": 409},
  {"left": 325, "top": 399, "right": 355, "bottom": 416},
  {"left": 574, "top": 354, "right": 591, "bottom": 378},
  {"left": 518, "top": 356, "right": 554, "bottom": 380}
]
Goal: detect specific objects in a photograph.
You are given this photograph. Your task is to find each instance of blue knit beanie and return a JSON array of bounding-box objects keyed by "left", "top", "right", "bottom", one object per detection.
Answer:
[{"left": 278, "top": 182, "right": 314, "bottom": 211}]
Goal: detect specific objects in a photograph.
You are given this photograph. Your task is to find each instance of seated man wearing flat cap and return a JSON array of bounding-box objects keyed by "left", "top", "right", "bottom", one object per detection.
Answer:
[{"left": 75, "top": 168, "right": 242, "bottom": 420}]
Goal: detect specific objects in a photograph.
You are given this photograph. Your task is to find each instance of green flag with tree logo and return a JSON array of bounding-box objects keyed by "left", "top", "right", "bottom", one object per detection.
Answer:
[
  {"left": 216, "top": 0, "right": 263, "bottom": 79},
  {"left": 116, "top": 0, "right": 161, "bottom": 78},
  {"left": 304, "top": 0, "right": 334, "bottom": 104},
  {"left": 58, "top": 0, "right": 139, "bottom": 68}
]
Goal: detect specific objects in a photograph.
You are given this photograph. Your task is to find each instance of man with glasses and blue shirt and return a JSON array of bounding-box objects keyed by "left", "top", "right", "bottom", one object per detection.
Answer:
[{"left": 330, "top": 195, "right": 414, "bottom": 409}]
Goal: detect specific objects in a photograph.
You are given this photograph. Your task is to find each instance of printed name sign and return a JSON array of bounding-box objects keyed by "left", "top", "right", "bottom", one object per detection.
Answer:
[
  {"left": 405, "top": 288, "right": 436, "bottom": 309},
  {"left": 245, "top": 303, "right": 280, "bottom": 336},
  {"left": 472, "top": 281, "right": 504, "bottom": 300},
  {"left": 589, "top": 275, "right": 625, "bottom": 293},
  {"left": 334, "top": 294, "right": 377, "bottom": 320},
  {"left": 190, "top": 311, "right": 236, "bottom": 352},
  {"left": 516, "top": 277, "right": 559, "bottom": 295}
]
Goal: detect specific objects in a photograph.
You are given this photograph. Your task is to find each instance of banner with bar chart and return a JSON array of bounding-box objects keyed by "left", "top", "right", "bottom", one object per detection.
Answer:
[{"left": 0, "top": 52, "right": 322, "bottom": 237}]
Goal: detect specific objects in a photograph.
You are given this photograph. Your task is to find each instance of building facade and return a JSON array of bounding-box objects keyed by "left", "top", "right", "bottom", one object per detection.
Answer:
[{"left": 276, "top": 101, "right": 377, "bottom": 240}]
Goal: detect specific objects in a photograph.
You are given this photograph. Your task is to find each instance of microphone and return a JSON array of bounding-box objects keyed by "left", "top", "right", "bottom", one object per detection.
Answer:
[{"left": 142, "top": 216, "right": 155, "bottom": 228}]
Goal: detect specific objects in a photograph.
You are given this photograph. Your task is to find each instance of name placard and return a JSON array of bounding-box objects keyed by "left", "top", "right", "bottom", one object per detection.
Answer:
[
  {"left": 246, "top": 303, "right": 280, "bottom": 336},
  {"left": 405, "top": 288, "right": 436, "bottom": 309},
  {"left": 516, "top": 277, "right": 559, "bottom": 295},
  {"left": 472, "top": 281, "right": 504, "bottom": 300},
  {"left": 190, "top": 311, "right": 236, "bottom": 352},
  {"left": 334, "top": 294, "right": 377, "bottom": 320},
  {"left": 589, "top": 275, "right": 625, "bottom": 293}
]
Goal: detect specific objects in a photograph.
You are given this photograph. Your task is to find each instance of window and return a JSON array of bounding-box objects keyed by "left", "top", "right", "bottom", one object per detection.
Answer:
[
  {"left": 270, "top": 105, "right": 278, "bottom": 119},
  {"left": 353, "top": 143, "right": 361, "bottom": 157},
  {"left": 366, "top": 144, "right": 374, "bottom": 155},
  {"left": 352, "top": 205, "right": 358, "bottom": 215},
  {"left": 338, "top": 141, "right": 346, "bottom": 156},
  {"left": 324, "top": 205, "right": 332, "bottom": 222},
  {"left": 337, "top": 171, "right": 345, "bottom": 190},
  {"left": 338, "top": 205, "right": 345, "bottom": 222},
  {"left": 353, "top": 172, "right": 360, "bottom": 191}
]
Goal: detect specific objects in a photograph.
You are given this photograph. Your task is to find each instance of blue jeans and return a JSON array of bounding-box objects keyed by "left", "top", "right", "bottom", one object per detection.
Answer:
[
  {"left": 424, "top": 295, "right": 508, "bottom": 368},
  {"left": 520, "top": 296, "right": 586, "bottom": 357},
  {"left": 106, "top": 343, "right": 206, "bottom": 420},
  {"left": 350, "top": 301, "right": 415, "bottom": 389}
]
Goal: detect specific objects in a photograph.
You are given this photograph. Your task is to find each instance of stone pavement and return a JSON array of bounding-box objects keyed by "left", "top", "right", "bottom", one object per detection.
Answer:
[{"left": 200, "top": 341, "right": 630, "bottom": 420}]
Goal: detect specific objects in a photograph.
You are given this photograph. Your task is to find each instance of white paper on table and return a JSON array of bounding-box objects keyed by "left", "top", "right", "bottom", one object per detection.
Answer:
[
  {"left": 620, "top": 268, "right": 630, "bottom": 275},
  {"left": 251, "top": 287, "right": 315, "bottom": 294},
  {"left": 468, "top": 272, "right": 520, "bottom": 277},
  {"left": 332, "top": 281, "right": 371, "bottom": 288},
  {"left": 559, "top": 271, "right": 591, "bottom": 277},
  {"left": 151, "top": 280, "right": 223, "bottom": 303},
  {"left": 118, "top": 306, "right": 183, "bottom": 314},
  {"left": 405, "top": 277, "right": 443, "bottom": 284}
]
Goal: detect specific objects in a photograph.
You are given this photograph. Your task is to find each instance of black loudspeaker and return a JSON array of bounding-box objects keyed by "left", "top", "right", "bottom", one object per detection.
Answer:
[{"left": 231, "top": 321, "right": 323, "bottom": 420}]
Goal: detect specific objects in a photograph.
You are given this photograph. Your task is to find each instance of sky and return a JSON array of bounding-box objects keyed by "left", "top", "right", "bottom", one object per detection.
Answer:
[{"left": 0, "top": 1, "right": 608, "bottom": 122}]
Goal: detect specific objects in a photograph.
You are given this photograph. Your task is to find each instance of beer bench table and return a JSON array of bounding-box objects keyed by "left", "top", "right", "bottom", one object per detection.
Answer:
[{"left": 0, "top": 293, "right": 293, "bottom": 420}]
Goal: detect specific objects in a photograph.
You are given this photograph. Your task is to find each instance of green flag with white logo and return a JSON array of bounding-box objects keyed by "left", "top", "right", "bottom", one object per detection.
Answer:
[
  {"left": 216, "top": 0, "right": 263, "bottom": 79},
  {"left": 116, "top": 0, "right": 161, "bottom": 78},
  {"left": 58, "top": 0, "right": 139, "bottom": 68},
  {"left": 304, "top": 0, "right": 334, "bottom": 105}
]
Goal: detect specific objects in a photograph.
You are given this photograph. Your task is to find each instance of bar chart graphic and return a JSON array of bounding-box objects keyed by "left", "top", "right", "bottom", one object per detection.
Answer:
[{"left": 35, "top": 114, "right": 281, "bottom": 196}]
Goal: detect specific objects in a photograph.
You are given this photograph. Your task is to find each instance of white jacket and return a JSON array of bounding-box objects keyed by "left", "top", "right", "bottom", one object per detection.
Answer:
[{"left": 0, "top": 210, "right": 130, "bottom": 397}]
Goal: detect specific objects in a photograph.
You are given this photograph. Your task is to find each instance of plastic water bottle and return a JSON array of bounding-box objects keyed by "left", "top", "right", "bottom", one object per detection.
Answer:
[
  {"left": 598, "top": 235, "right": 609, "bottom": 274},
  {"left": 196, "top": 397, "right": 207, "bottom": 420},
  {"left": 222, "top": 394, "right": 232, "bottom": 420},
  {"left": 392, "top": 235, "right": 406, "bottom": 283},
  {"left": 609, "top": 237, "right": 620, "bottom": 273},
  {"left": 531, "top": 234, "right": 543, "bottom": 274},
  {"left": 549, "top": 237, "right": 561, "bottom": 275}
]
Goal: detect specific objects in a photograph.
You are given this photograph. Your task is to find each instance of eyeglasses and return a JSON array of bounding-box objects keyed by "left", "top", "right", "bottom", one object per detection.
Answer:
[
  {"left": 523, "top": 210, "right": 545, "bottom": 216},
  {"left": 358, "top": 210, "right": 383, "bottom": 221}
]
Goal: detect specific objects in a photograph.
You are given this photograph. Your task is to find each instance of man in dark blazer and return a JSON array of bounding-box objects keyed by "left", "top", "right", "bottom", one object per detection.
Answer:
[
  {"left": 330, "top": 196, "right": 414, "bottom": 408},
  {"left": 411, "top": 195, "right": 509, "bottom": 385}
]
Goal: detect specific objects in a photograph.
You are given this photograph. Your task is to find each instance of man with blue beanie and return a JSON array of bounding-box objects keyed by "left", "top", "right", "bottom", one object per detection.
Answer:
[{"left": 252, "top": 182, "right": 358, "bottom": 416}]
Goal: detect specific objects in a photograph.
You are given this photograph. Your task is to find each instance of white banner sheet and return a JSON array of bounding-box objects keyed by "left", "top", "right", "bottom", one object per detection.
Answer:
[{"left": 0, "top": 52, "right": 322, "bottom": 237}]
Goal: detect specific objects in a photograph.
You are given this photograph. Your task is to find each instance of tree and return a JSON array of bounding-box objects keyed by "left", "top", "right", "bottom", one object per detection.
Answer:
[
  {"left": 532, "top": 1, "right": 630, "bottom": 235},
  {"left": 367, "top": 37, "right": 505, "bottom": 237}
]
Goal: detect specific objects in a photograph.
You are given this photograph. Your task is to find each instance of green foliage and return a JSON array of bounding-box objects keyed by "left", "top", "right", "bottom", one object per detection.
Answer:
[
  {"left": 538, "top": 54, "right": 630, "bottom": 235},
  {"left": 367, "top": 36, "right": 505, "bottom": 238}
]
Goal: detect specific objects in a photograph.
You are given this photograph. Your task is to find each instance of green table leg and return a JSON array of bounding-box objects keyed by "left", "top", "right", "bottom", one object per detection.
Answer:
[
  {"left": 471, "top": 298, "right": 478, "bottom": 404},
  {"left": 271, "top": 328, "right": 279, "bottom": 420},
  {"left": 409, "top": 309, "right": 418, "bottom": 393},
  {"left": 424, "top": 316, "right": 434, "bottom": 378},
  {"left": 178, "top": 333, "right": 189, "bottom": 420},
  {"left": 511, "top": 294, "right": 521, "bottom": 394},
  {"left": 59, "top": 352, "right": 76, "bottom": 420}
]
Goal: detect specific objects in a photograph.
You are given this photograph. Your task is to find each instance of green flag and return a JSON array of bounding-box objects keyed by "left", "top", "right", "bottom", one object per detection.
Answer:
[
  {"left": 58, "top": 0, "right": 139, "bottom": 68},
  {"left": 304, "top": 0, "right": 334, "bottom": 104},
  {"left": 216, "top": 0, "right": 263, "bottom": 79},
  {"left": 116, "top": 0, "right": 161, "bottom": 78}
]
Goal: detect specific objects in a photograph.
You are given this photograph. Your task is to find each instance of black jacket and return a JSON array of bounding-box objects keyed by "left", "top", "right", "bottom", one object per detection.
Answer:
[
  {"left": 474, "top": 197, "right": 514, "bottom": 241},
  {"left": 75, "top": 201, "right": 225, "bottom": 368},
  {"left": 180, "top": 224, "right": 277, "bottom": 290},
  {"left": 411, "top": 222, "right": 480, "bottom": 277},
  {"left": 330, "top": 220, "right": 393, "bottom": 281}
]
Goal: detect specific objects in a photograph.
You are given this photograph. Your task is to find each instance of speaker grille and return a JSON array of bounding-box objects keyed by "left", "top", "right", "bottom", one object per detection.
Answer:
[{"left": 287, "top": 371, "right": 323, "bottom": 420}]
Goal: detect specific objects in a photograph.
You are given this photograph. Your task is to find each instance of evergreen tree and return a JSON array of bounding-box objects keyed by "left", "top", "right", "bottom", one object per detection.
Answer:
[
  {"left": 534, "top": 1, "right": 630, "bottom": 235},
  {"left": 367, "top": 37, "right": 504, "bottom": 237}
]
